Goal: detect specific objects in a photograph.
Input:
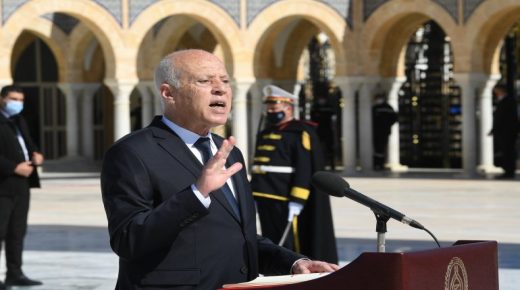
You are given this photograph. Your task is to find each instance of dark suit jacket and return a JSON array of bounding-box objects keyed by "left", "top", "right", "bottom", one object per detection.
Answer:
[
  {"left": 0, "top": 113, "right": 40, "bottom": 196},
  {"left": 101, "top": 116, "right": 304, "bottom": 290}
]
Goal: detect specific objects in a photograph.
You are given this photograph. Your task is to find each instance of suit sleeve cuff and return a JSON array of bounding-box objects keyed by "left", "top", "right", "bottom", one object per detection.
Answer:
[
  {"left": 191, "top": 184, "right": 211, "bottom": 208},
  {"left": 290, "top": 258, "right": 311, "bottom": 274}
]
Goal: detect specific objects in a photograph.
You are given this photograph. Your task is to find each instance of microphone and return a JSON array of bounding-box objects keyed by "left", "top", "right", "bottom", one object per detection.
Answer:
[{"left": 312, "top": 171, "right": 424, "bottom": 230}]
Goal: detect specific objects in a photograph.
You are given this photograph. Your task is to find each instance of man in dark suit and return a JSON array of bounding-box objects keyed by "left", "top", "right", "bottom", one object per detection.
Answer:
[
  {"left": 490, "top": 84, "right": 519, "bottom": 179},
  {"left": 101, "top": 49, "right": 338, "bottom": 290},
  {"left": 372, "top": 93, "right": 397, "bottom": 171},
  {"left": 0, "top": 85, "right": 44, "bottom": 289}
]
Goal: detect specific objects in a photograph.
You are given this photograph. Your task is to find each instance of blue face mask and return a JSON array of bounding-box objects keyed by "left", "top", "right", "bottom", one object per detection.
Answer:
[{"left": 3, "top": 100, "right": 24, "bottom": 117}]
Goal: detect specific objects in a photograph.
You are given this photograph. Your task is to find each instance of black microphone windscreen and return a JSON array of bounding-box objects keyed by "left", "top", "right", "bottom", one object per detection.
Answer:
[{"left": 312, "top": 171, "right": 349, "bottom": 197}]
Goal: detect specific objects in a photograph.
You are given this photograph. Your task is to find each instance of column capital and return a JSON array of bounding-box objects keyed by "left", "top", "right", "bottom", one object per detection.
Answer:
[
  {"left": 104, "top": 78, "right": 139, "bottom": 96},
  {"left": 58, "top": 82, "right": 101, "bottom": 97},
  {"left": 333, "top": 75, "right": 365, "bottom": 90},
  {"left": 452, "top": 72, "right": 488, "bottom": 90},
  {"left": 137, "top": 80, "right": 155, "bottom": 90},
  {"left": 232, "top": 77, "right": 256, "bottom": 85}
]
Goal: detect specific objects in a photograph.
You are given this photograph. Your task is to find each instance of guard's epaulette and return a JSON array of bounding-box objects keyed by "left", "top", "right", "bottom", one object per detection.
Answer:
[
  {"left": 302, "top": 120, "right": 318, "bottom": 127},
  {"left": 279, "top": 120, "right": 318, "bottom": 132}
]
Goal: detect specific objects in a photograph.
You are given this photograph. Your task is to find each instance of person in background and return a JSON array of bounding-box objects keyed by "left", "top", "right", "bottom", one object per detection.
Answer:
[
  {"left": 489, "top": 84, "right": 518, "bottom": 179},
  {"left": 100, "top": 50, "right": 338, "bottom": 290},
  {"left": 372, "top": 93, "right": 398, "bottom": 171},
  {"left": 251, "top": 85, "right": 338, "bottom": 264},
  {"left": 0, "top": 85, "right": 44, "bottom": 289}
]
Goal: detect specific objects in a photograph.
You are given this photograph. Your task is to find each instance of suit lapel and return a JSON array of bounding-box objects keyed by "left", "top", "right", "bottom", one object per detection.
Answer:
[
  {"left": 150, "top": 119, "right": 242, "bottom": 224},
  {"left": 150, "top": 120, "right": 201, "bottom": 178}
]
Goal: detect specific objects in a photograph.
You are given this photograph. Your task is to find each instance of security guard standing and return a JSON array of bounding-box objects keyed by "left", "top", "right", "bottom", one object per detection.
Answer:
[{"left": 251, "top": 85, "right": 338, "bottom": 264}]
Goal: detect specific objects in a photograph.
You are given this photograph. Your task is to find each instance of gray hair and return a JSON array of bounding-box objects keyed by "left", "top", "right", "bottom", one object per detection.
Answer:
[{"left": 154, "top": 53, "right": 181, "bottom": 92}]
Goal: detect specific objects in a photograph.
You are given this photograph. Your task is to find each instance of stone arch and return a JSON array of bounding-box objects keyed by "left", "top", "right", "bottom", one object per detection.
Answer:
[
  {"left": 363, "top": 0, "right": 458, "bottom": 76},
  {"left": 248, "top": 0, "right": 348, "bottom": 78},
  {"left": 129, "top": 0, "right": 242, "bottom": 77},
  {"left": 136, "top": 16, "right": 213, "bottom": 80},
  {"left": 10, "top": 17, "right": 67, "bottom": 81},
  {"left": 67, "top": 23, "right": 107, "bottom": 82},
  {"left": 0, "top": 0, "right": 122, "bottom": 81},
  {"left": 465, "top": 0, "right": 520, "bottom": 74}
]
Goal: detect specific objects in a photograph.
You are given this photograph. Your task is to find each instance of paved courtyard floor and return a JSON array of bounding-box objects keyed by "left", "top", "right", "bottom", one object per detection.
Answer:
[{"left": 1, "top": 171, "right": 518, "bottom": 289}]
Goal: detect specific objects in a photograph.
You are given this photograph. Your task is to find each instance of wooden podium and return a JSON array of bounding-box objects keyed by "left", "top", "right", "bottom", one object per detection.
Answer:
[{"left": 221, "top": 240, "right": 498, "bottom": 290}]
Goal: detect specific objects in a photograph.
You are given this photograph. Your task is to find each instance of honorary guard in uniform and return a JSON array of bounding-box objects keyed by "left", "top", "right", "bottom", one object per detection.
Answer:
[{"left": 251, "top": 85, "right": 338, "bottom": 264}]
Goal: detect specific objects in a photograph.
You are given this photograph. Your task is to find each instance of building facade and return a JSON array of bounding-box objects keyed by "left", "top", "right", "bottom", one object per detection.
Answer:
[{"left": 0, "top": 0, "right": 519, "bottom": 176}]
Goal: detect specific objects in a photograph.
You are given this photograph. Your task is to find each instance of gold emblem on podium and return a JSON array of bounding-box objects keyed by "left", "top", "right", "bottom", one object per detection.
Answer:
[{"left": 445, "top": 257, "right": 468, "bottom": 290}]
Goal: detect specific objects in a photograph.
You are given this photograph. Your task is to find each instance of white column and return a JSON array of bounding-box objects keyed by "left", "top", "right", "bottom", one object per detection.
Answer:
[
  {"left": 384, "top": 77, "right": 408, "bottom": 172},
  {"left": 232, "top": 78, "right": 254, "bottom": 166},
  {"left": 105, "top": 79, "right": 137, "bottom": 141},
  {"left": 334, "top": 76, "right": 363, "bottom": 174},
  {"left": 137, "top": 82, "right": 155, "bottom": 127},
  {"left": 478, "top": 74, "right": 501, "bottom": 173},
  {"left": 58, "top": 83, "right": 82, "bottom": 158},
  {"left": 249, "top": 79, "right": 270, "bottom": 162},
  {"left": 358, "top": 77, "right": 379, "bottom": 172},
  {"left": 81, "top": 84, "right": 100, "bottom": 159},
  {"left": 292, "top": 81, "right": 305, "bottom": 120},
  {"left": 453, "top": 73, "right": 485, "bottom": 176}
]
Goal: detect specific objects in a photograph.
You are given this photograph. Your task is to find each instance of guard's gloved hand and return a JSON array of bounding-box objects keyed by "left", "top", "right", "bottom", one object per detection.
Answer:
[{"left": 287, "top": 202, "right": 304, "bottom": 221}]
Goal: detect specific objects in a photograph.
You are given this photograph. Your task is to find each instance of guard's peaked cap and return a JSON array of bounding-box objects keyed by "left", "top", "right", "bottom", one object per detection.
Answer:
[{"left": 262, "top": 85, "right": 297, "bottom": 104}]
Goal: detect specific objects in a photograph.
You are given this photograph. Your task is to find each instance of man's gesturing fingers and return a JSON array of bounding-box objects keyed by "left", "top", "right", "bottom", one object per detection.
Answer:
[{"left": 195, "top": 136, "right": 243, "bottom": 196}]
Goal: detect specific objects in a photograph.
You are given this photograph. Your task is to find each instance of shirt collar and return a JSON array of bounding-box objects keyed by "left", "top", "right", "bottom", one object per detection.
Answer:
[{"left": 160, "top": 115, "right": 212, "bottom": 146}]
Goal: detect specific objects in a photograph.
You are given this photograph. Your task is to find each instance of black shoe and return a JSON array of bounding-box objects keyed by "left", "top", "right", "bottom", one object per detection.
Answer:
[
  {"left": 0, "top": 281, "right": 6, "bottom": 290},
  {"left": 5, "top": 274, "right": 42, "bottom": 286}
]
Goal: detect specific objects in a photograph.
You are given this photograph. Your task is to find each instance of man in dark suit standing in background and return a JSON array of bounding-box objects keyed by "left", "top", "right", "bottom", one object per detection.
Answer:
[
  {"left": 0, "top": 85, "right": 44, "bottom": 289},
  {"left": 101, "top": 49, "right": 338, "bottom": 290},
  {"left": 490, "top": 84, "right": 518, "bottom": 179},
  {"left": 372, "top": 93, "right": 398, "bottom": 171}
]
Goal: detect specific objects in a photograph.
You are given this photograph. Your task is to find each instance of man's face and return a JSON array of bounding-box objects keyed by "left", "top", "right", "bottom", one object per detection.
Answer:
[
  {"left": 163, "top": 52, "right": 232, "bottom": 135},
  {"left": 1, "top": 91, "right": 24, "bottom": 108}
]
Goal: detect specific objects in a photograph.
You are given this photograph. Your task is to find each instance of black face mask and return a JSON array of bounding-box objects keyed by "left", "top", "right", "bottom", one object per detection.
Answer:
[{"left": 266, "top": 111, "right": 285, "bottom": 125}]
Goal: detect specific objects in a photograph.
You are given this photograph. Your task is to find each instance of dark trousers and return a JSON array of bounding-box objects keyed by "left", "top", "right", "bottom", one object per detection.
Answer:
[
  {"left": 373, "top": 134, "right": 390, "bottom": 170},
  {"left": 255, "top": 199, "right": 294, "bottom": 251},
  {"left": 0, "top": 188, "right": 30, "bottom": 277},
  {"left": 495, "top": 136, "right": 518, "bottom": 175}
]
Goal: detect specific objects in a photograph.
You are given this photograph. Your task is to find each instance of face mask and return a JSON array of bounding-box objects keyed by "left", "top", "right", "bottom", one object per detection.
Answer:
[
  {"left": 3, "top": 100, "right": 24, "bottom": 117},
  {"left": 266, "top": 111, "right": 285, "bottom": 125}
]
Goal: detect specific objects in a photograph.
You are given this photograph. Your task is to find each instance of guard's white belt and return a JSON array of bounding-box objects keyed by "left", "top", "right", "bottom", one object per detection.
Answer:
[{"left": 252, "top": 165, "right": 295, "bottom": 173}]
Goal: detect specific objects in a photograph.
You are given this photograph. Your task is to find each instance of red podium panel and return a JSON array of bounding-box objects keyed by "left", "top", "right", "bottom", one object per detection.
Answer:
[{"left": 222, "top": 240, "right": 498, "bottom": 290}]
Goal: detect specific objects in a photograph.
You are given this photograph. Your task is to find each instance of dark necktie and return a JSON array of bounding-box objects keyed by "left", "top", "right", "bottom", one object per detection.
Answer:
[{"left": 194, "top": 137, "right": 241, "bottom": 220}]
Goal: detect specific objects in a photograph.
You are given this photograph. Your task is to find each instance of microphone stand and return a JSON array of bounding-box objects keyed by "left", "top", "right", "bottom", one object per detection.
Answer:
[{"left": 373, "top": 211, "right": 390, "bottom": 253}]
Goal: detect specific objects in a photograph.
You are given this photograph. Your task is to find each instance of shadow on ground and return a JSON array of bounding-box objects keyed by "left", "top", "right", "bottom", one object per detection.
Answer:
[{"left": 26, "top": 225, "right": 520, "bottom": 269}]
